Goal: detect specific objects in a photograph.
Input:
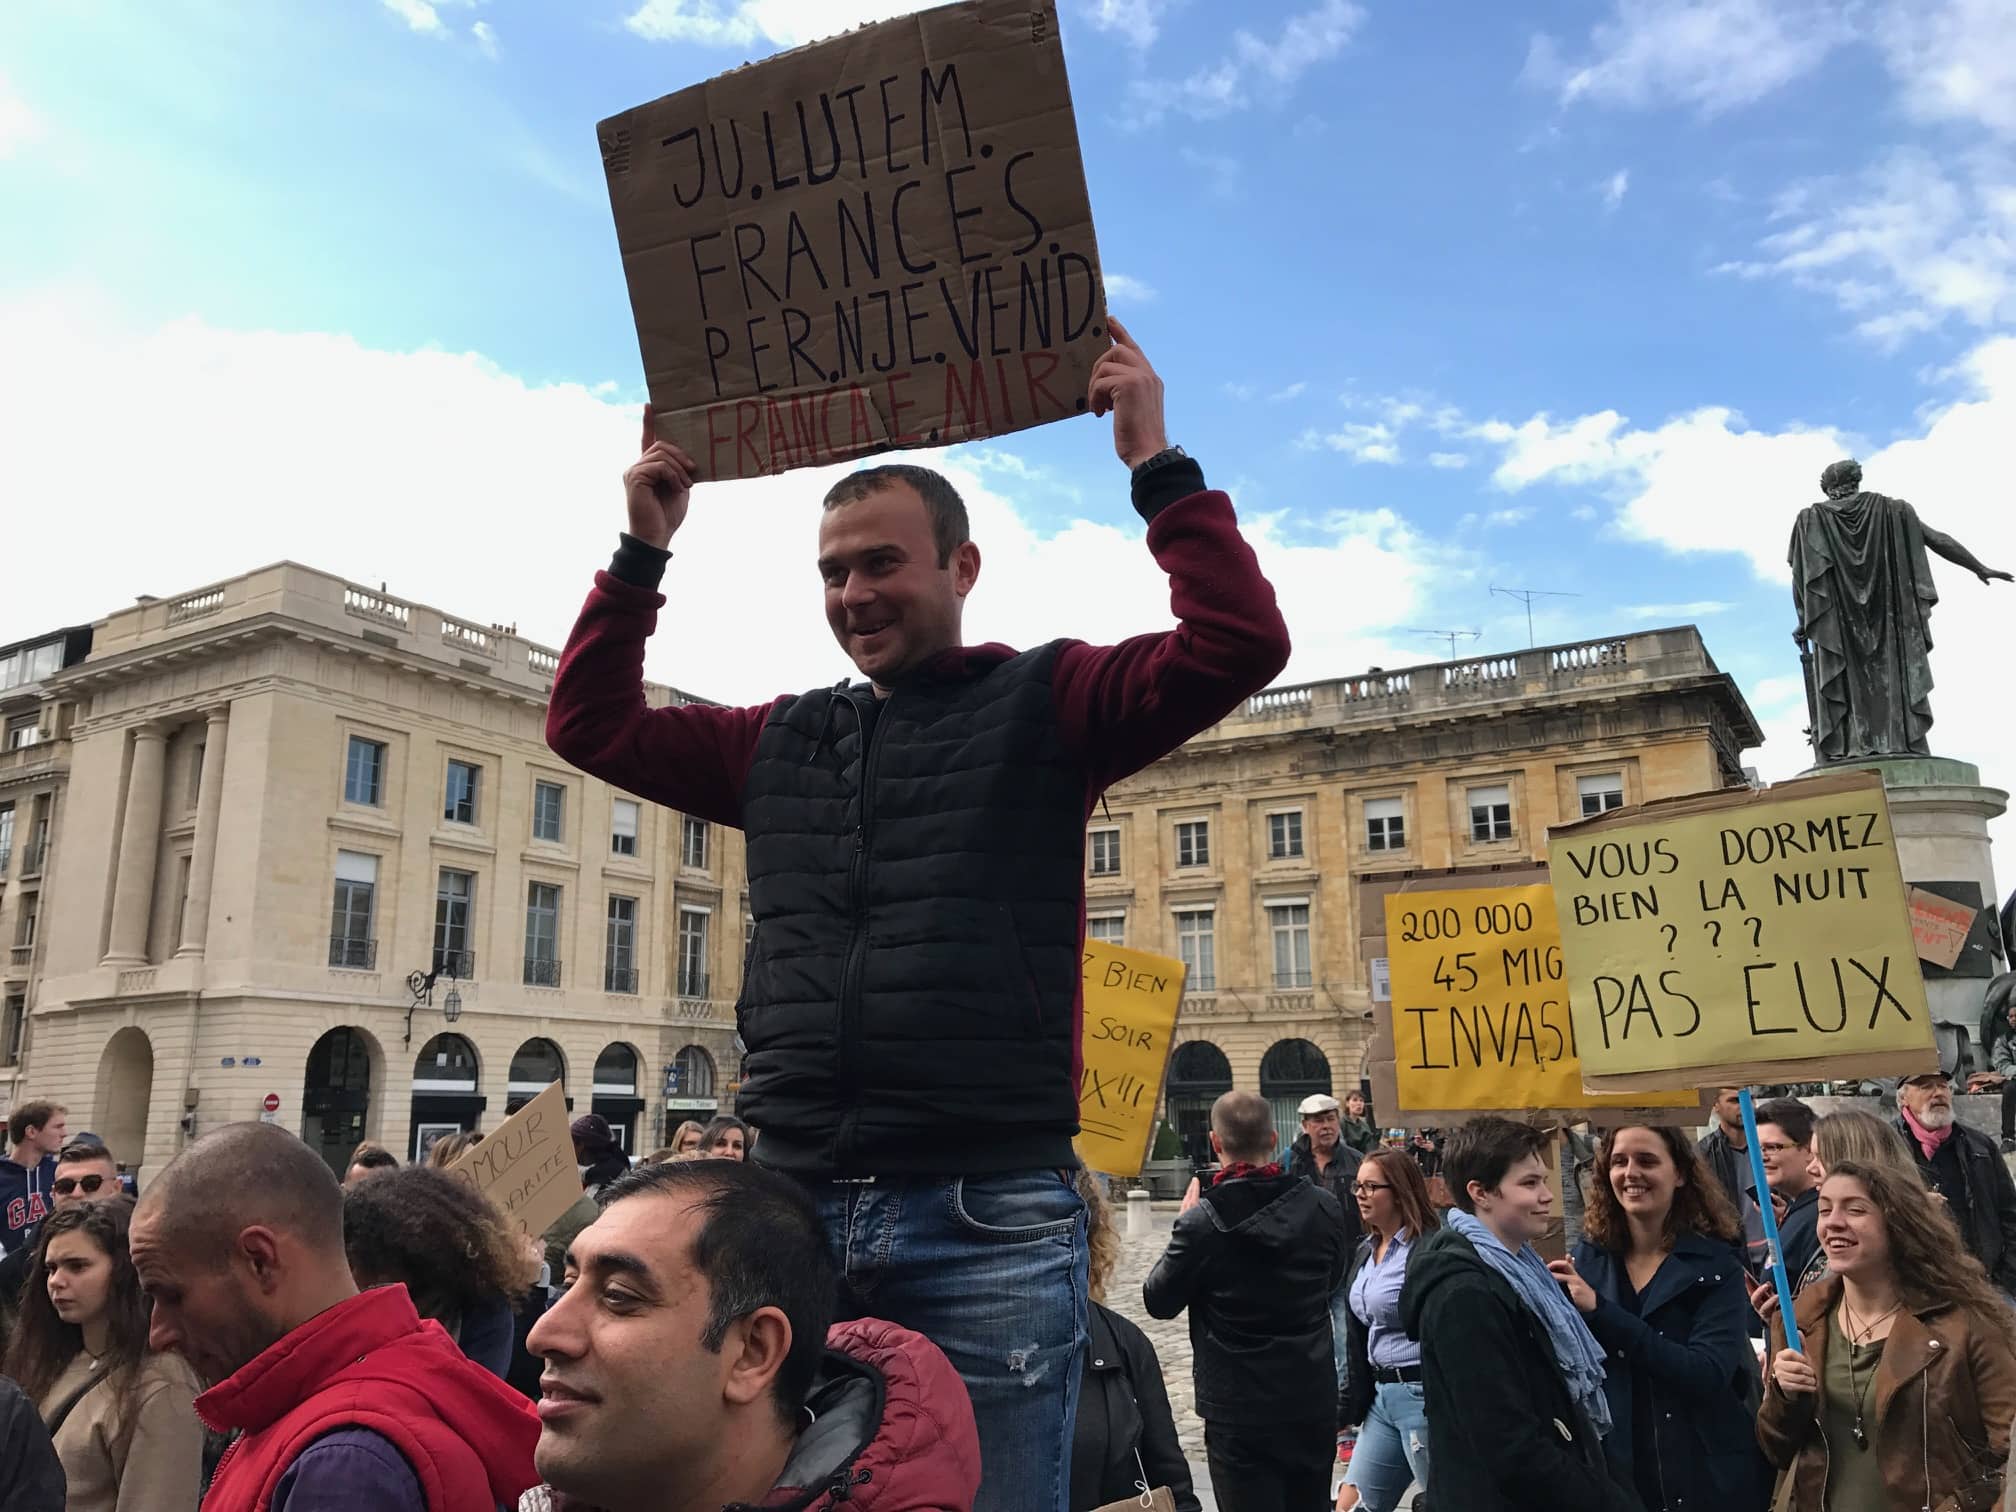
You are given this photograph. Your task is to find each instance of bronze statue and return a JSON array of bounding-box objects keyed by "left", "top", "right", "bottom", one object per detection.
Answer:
[{"left": 1790, "top": 459, "right": 2008, "bottom": 763}]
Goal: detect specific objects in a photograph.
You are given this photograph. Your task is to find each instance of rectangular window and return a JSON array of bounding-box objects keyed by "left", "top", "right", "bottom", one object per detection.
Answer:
[
  {"left": 681, "top": 815, "right": 709, "bottom": 870},
  {"left": 444, "top": 760, "right": 480, "bottom": 825},
  {"left": 1, "top": 992, "right": 23, "bottom": 1067},
  {"left": 605, "top": 896, "right": 638, "bottom": 993},
  {"left": 188, "top": 742, "right": 206, "bottom": 811},
  {"left": 1175, "top": 820, "right": 1210, "bottom": 868},
  {"left": 329, "top": 851, "right": 377, "bottom": 969},
  {"left": 524, "top": 882, "right": 561, "bottom": 986},
  {"left": 532, "top": 780, "right": 566, "bottom": 842},
  {"left": 433, "top": 869, "right": 475, "bottom": 977},
  {"left": 173, "top": 855, "right": 192, "bottom": 948},
  {"left": 677, "top": 907, "right": 710, "bottom": 998},
  {"left": 1267, "top": 810, "right": 1304, "bottom": 860},
  {"left": 1268, "top": 901, "right": 1313, "bottom": 989},
  {"left": 1087, "top": 829, "right": 1121, "bottom": 877},
  {"left": 1578, "top": 773, "right": 1625, "bottom": 817},
  {"left": 15, "top": 891, "right": 39, "bottom": 950},
  {"left": 344, "top": 736, "right": 385, "bottom": 806},
  {"left": 1174, "top": 909, "right": 1216, "bottom": 991},
  {"left": 0, "top": 805, "right": 12, "bottom": 874},
  {"left": 1469, "top": 784, "right": 1514, "bottom": 844},
  {"left": 610, "top": 798, "right": 639, "bottom": 858},
  {"left": 1085, "top": 914, "right": 1125, "bottom": 946},
  {"left": 4, "top": 716, "right": 39, "bottom": 751},
  {"left": 1365, "top": 796, "right": 1406, "bottom": 852}
]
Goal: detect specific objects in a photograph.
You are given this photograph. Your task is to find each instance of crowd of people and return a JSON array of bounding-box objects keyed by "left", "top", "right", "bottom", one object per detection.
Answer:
[{"left": 4, "top": 342, "right": 2015, "bottom": 1512}]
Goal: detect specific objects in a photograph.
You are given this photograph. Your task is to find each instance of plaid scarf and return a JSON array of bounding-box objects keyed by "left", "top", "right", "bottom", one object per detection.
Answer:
[{"left": 1212, "top": 1161, "right": 1283, "bottom": 1186}]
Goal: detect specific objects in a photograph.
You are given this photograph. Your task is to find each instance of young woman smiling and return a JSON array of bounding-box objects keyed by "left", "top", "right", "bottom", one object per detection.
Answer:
[
  {"left": 1758, "top": 1161, "right": 2016, "bottom": 1512},
  {"left": 1553, "top": 1125, "right": 1766, "bottom": 1511},
  {"left": 1335, "top": 1149, "right": 1440, "bottom": 1512},
  {"left": 0, "top": 1198, "right": 204, "bottom": 1512}
]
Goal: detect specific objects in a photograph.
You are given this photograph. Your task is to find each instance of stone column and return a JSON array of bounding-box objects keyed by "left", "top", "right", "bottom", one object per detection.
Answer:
[
  {"left": 103, "top": 724, "right": 170, "bottom": 967},
  {"left": 175, "top": 706, "right": 231, "bottom": 958}
]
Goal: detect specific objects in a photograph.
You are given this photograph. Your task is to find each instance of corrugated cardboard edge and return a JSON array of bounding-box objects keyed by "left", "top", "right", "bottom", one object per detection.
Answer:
[{"left": 1551, "top": 767, "right": 1938, "bottom": 1091}]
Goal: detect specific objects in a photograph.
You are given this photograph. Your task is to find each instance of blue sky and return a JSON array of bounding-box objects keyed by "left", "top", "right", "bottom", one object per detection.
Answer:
[{"left": 3, "top": 0, "right": 2013, "bottom": 817}]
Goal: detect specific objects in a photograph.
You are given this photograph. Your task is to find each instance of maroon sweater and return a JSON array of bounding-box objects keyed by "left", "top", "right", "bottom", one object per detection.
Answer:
[{"left": 545, "top": 485, "right": 1290, "bottom": 1107}]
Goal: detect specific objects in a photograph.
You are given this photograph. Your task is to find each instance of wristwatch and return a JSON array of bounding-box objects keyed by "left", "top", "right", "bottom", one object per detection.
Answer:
[{"left": 1130, "top": 444, "right": 1190, "bottom": 483}]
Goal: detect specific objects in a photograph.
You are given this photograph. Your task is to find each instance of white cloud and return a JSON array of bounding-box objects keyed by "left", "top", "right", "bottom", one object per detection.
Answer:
[
  {"left": 380, "top": 0, "right": 489, "bottom": 36},
  {"left": 1471, "top": 335, "right": 2016, "bottom": 849},
  {"left": 1268, "top": 382, "right": 1307, "bottom": 403},
  {"left": 1178, "top": 147, "right": 1241, "bottom": 200},
  {"left": 1873, "top": 0, "right": 2016, "bottom": 138},
  {"left": 1125, "top": 0, "right": 1365, "bottom": 126},
  {"left": 1220, "top": 381, "right": 1257, "bottom": 401},
  {"left": 1715, "top": 148, "right": 2016, "bottom": 346},
  {"left": 624, "top": 0, "right": 921, "bottom": 48},
  {"left": 0, "top": 73, "right": 42, "bottom": 159},
  {"left": 472, "top": 20, "right": 499, "bottom": 58},
  {"left": 1484, "top": 507, "right": 1534, "bottom": 527},
  {"left": 1101, "top": 272, "right": 1159, "bottom": 304},
  {"left": 1299, "top": 422, "right": 1401, "bottom": 464},
  {"left": 0, "top": 288, "right": 1450, "bottom": 706},
  {"left": 1623, "top": 599, "right": 1735, "bottom": 618},
  {"left": 1600, "top": 168, "right": 1630, "bottom": 210},
  {"left": 1082, "top": 0, "right": 1173, "bottom": 48},
  {"left": 1427, "top": 452, "right": 1470, "bottom": 469}
]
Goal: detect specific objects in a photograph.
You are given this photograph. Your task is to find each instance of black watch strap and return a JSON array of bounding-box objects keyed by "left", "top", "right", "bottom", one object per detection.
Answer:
[{"left": 1129, "top": 447, "right": 1205, "bottom": 523}]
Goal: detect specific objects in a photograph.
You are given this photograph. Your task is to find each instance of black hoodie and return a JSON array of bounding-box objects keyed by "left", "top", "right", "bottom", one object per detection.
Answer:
[
  {"left": 1398, "top": 1225, "right": 1641, "bottom": 1512},
  {"left": 1142, "top": 1170, "right": 1347, "bottom": 1425}
]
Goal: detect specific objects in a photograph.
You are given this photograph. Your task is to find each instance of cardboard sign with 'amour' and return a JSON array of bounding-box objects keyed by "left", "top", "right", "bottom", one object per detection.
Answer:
[
  {"left": 1074, "top": 940, "right": 1184, "bottom": 1178},
  {"left": 1384, "top": 884, "right": 1698, "bottom": 1115},
  {"left": 448, "top": 1081, "right": 583, "bottom": 1241},
  {"left": 598, "top": 0, "right": 1108, "bottom": 480},
  {"left": 1549, "top": 769, "right": 1937, "bottom": 1092}
]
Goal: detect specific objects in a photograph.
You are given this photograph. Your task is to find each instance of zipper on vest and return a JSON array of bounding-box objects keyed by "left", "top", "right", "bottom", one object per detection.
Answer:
[{"left": 835, "top": 689, "right": 886, "bottom": 1171}]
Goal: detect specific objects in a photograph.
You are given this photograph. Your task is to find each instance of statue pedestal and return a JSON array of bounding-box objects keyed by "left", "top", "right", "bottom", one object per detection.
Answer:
[{"left": 1807, "top": 757, "right": 2009, "bottom": 1069}]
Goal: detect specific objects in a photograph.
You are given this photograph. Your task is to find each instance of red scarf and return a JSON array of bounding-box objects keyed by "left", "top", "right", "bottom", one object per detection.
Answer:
[
  {"left": 1213, "top": 1161, "right": 1282, "bottom": 1186},
  {"left": 1900, "top": 1101, "right": 1954, "bottom": 1160}
]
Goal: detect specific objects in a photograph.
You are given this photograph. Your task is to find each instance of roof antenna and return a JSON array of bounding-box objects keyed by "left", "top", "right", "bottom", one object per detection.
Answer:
[
  {"left": 1406, "top": 628, "right": 1481, "bottom": 661},
  {"left": 1490, "top": 585, "right": 1581, "bottom": 648}
]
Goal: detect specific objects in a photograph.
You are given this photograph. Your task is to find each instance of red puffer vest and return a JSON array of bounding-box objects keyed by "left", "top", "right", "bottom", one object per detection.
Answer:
[{"left": 196, "top": 1285, "right": 539, "bottom": 1512}]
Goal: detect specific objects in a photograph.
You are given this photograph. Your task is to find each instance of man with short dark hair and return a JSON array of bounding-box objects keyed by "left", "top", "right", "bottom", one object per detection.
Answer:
[
  {"left": 1400, "top": 1116, "right": 1636, "bottom": 1511},
  {"left": 1698, "top": 1087, "right": 1769, "bottom": 1279},
  {"left": 547, "top": 325, "right": 1290, "bottom": 1509},
  {"left": 1144, "top": 1090, "right": 1345, "bottom": 1512},
  {"left": 522, "top": 1159, "right": 979, "bottom": 1512},
  {"left": 1, "top": 1100, "right": 66, "bottom": 1256},
  {"left": 1895, "top": 1068, "right": 2016, "bottom": 1293},
  {"left": 1754, "top": 1097, "right": 1822, "bottom": 1290},
  {"left": 0, "top": 1140, "right": 122, "bottom": 1334},
  {"left": 132, "top": 1122, "right": 538, "bottom": 1512}
]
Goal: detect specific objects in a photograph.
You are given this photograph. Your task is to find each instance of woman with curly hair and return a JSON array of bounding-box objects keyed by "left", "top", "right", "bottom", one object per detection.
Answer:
[
  {"left": 1, "top": 1197, "right": 205, "bottom": 1512},
  {"left": 1551, "top": 1125, "right": 1766, "bottom": 1511},
  {"left": 1760, "top": 1160, "right": 2016, "bottom": 1511},
  {"left": 343, "top": 1165, "right": 542, "bottom": 1380}
]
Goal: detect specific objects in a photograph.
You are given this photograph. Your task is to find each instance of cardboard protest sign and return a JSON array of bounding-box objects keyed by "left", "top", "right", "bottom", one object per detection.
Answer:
[
  {"left": 449, "top": 1082, "right": 583, "bottom": 1240},
  {"left": 1384, "top": 884, "right": 1697, "bottom": 1115},
  {"left": 1550, "top": 770, "right": 1937, "bottom": 1092},
  {"left": 1074, "top": 940, "right": 1184, "bottom": 1177},
  {"left": 598, "top": 0, "right": 1108, "bottom": 480},
  {"left": 1908, "top": 886, "right": 1976, "bottom": 970}
]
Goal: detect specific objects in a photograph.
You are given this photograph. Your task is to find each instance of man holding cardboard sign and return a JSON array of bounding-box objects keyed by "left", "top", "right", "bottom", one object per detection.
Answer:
[{"left": 546, "top": 321, "right": 1289, "bottom": 1507}]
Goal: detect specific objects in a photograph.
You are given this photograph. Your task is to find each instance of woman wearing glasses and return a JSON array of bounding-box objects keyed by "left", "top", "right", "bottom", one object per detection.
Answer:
[
  {"left": 1335, "top": 1148, "right": 1441, "bottom": 1511},
  {"left": 1550, "top": 1125, "right": 1766, "bottom": 1512}
]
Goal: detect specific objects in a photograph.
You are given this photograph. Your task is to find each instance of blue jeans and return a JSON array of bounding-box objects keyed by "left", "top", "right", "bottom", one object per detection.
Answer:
[
  {"left": 1344, "top": 1380, "right": 1429, "bottom": 1512},
  {"left": 801, "top": 1169, "right": 1088, "bottom": 1512},
  {"left": 1330, "top": 1280, "right": 1352, "bottom": 1389}
]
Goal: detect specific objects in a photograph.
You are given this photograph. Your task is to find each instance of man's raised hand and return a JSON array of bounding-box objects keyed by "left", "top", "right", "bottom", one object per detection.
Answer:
[
  {"left": 625, "top": 405, "right": 696, "bottom": 549},
  {"left": 1087, "top": 316, "right": 1169, "bottom": 470}
]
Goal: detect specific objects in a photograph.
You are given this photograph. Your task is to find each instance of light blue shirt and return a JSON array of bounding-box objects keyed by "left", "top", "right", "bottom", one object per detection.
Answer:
[{"left": 1349, "top": 1227, "right": 1420, "bottom": 1370}]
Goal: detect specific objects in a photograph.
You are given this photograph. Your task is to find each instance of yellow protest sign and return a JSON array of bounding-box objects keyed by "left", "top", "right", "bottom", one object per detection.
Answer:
[
  {"left": 1385, "top": 885, "right": 1696, "bottom": 1114},
  {"left": 1074, "top": 940, "right": 1185, "bottom": 1177},
  {"left": 1550, "top": 769, "right": 1937, "bottom": 1091}
]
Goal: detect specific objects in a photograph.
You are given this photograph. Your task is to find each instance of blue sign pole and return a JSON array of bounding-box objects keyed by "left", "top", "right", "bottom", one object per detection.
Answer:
[{"left": 1740, "top": 1087, "right": 1803, "bottom": 1353}]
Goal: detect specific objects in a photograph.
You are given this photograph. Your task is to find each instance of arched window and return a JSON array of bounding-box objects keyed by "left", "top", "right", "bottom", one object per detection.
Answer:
[
  {"left": 670, "top": 1044, "right": 716, "bottom": 1100},
  {"left": 593, "top": 1043, "right": 640, "bottom": 1096},
  {"left": 1259, "top": 1038, "right": 1333, "bottom": 1148},
  {"left": 1166, "top": 1039, "right": 1234, "bottom": 1166}
]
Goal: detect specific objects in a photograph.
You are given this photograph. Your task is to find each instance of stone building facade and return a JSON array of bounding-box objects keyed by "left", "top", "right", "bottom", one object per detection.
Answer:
[
  {"left": 19, "top": 564, "right": 746, "bottom": 1181},
  {"left": 1086, "top": 629, "right": 1761, "bottom": 1149}
]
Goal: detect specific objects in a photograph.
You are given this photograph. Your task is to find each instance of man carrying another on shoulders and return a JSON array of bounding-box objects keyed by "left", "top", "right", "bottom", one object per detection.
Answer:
[{"left": 545, "top": 320, "right": 1290, "bottom": 1511}]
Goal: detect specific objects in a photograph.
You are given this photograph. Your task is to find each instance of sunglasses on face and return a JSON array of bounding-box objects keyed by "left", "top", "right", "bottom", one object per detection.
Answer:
[{"left": 53, "top": 1174, "right": 109, "bottom": 1196}]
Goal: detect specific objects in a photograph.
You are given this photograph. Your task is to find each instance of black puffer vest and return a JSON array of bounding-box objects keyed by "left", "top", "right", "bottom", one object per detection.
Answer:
[{"left": 737, "top": 643, "right": 1086, "bottom": 1177}]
